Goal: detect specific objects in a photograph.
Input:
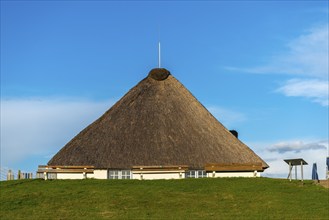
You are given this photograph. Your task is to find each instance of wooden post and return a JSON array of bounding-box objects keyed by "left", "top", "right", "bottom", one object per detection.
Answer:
[
  {"left": 83, "top": 167, "right": 87, "bottom": 179},
  {"left": 253, "top": 170, "right": 257, "bottom": 177},
  {"left": 288, "top": 162, "right": 292, "bottom": 181},
  {"left": 295, "top": 165, "right": 297, "bottom": 180}
]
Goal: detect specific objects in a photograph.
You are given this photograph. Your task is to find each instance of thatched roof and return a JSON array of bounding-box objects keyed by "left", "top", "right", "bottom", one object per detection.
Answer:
[{"left": 48, "top": 68, "right": 269, "bottom": 170}]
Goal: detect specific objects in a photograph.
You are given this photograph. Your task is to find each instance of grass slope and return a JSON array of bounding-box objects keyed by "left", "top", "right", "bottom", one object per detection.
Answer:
[{"left": 1, "top": 178, "right": 328, "bottom": 219}]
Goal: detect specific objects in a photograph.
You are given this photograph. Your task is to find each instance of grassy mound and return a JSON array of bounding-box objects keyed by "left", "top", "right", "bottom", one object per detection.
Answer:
[{"left": 1, "top": 178, "right": 328, "bottom": 219}]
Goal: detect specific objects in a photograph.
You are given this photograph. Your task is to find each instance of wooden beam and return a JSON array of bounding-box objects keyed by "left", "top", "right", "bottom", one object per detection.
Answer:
[
  {"left": 205, "top": 163, "right": 263, "bottom": 172},
  {"left": 132, "top": 165, "right": 189, "bottom": 171},
  {"left": 132, "top": 170, "right": 185, "bottom": 174},
  {"left": 40, "top": 165, "right": 95, "bottom": 169},
  {"left": 37, "top": 168, "right": 94, "bottom": 173}
]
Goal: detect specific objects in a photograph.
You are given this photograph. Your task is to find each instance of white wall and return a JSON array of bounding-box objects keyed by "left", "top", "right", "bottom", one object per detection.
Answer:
[
  {"left": 132, "top": 171, "right": 184, "bottom": 180},
  {"left": 86, "top": 173, "right": 94, "bottom": 178},
  {"left": 49, "top": 170, "right": 261, "bottom": 180},
  {"left": 57, "top": 173, "right": 84, "bottom": 179},
  {"left": 94, "top": 170, "right": 107, "bottom": 179},
  {"left": 207, "top": 171, "right": 260, "bottom": 178},
  {"left": 130, "top": 170, "right": 261, "bottom": 179}
]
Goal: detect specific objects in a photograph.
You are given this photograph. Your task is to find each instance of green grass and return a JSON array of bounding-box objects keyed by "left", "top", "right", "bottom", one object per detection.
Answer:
[{"left": 1, "top": 178, "right": 328, "bottom": 219}]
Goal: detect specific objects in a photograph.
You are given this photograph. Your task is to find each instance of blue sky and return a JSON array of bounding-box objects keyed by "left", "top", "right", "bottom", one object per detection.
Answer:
[{"left": 1, "top": 1, "right": 328, "bottom": 180}]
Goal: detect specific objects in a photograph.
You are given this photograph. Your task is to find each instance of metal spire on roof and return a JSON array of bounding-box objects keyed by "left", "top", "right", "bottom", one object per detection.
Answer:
[{"left": 157, "top": 24, "right": 161, "bottom": 68}]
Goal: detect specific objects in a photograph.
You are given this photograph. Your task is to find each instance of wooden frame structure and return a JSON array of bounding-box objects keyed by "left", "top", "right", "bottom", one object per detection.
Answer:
[{"left": 284, "top": 159, "right": 308, "bottom": 182}]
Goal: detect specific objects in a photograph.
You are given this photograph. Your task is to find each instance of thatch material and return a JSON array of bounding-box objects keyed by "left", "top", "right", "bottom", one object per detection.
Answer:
[{"left": 48, "top": 68, "right": 269, "bottom": 170}]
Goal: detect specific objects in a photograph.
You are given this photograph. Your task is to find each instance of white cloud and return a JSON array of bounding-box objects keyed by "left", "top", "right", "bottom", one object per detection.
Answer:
[
  {"left": 226, "top": 23, "right": 329, "bottom": 106},
  {"left": 268, "top": 140, "right": 327, "bottom": 153},
  {"left": 0, "top": 98, "right": 113, "bottom": 170},
  {"left": 227, "top": 24, "right": 328, "bottom": 78},
  {"left": 249, "top": 139, "right": 328, "bottom": 179},
  {"left": 276, "top": 78, "right": 328, "bottom": 106},
  {"left": 282, "top": 24, "right": 328, "bottom": 78}
]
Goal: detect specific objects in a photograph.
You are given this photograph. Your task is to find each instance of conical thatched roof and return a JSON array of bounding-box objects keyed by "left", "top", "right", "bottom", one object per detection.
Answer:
[{"left": 48, "top": 68, "right": 268, "bottom": 170}]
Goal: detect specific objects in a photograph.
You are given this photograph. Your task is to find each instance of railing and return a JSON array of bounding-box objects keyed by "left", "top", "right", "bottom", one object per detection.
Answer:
[{"left": 1, "top": 167, "right": 33, "bottom": 181}]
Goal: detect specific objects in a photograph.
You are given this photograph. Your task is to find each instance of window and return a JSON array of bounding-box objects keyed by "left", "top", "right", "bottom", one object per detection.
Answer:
[
  {"left": 108, "top": 170, "right": 131, "bottom": 179},
  {"left": 47, "top": 173, "right": 57, "bottom": 180},
  {"left": 186, "top": 170, "right": 196, "bottom": 178},
  {"left": 109, "top": 170, "right": 119, "bottom": 179},
  {"left": 198, "top": 170, "right": 207, "bottom": 178},
  {"left": 36, "top": 173, "right": 45, "bottom": 179},
  {"left": 121, "top": 170, "right": 131, "bottom": 179},
  {"left": 186, "top": 170, "right": 207, "bottom": 178}
]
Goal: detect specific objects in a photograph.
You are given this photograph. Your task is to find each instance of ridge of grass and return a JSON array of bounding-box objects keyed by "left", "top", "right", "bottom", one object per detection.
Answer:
[{"left": 1, "top": 178, "right": 328, "bottom": 219}]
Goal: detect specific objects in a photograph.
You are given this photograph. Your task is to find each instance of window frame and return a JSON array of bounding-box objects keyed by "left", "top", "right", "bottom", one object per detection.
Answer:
[
  {"left": 108, "top": 170, "right": 131, "bottom": 179},
  {"left": 186, "top": 170, "right": 207, "bottom": 178}
]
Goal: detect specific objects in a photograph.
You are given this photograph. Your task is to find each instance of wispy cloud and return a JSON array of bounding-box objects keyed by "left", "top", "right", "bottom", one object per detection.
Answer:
[
  {"left": 0, "top": 98, "right": 113, "bottom": 170},
  {"left": 276, "top": 78, "right": 328, "bottom": 106},
  {"left": 226, "top": 23, "right": 329, "bottom": 106},
  {"left": 282, "top": 24, "right": 328, "bottom": 78},
  {"left": 227, "top": 24, "right": 328, "bottom": 78},
  {"left": 268, "top": 140, "right": 327, "bottom": 153}
]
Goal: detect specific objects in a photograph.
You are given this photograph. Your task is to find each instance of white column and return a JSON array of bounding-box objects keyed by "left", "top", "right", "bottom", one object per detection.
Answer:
[{"left": 301, "top": 161, "right": 304, "bottom": 182}]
